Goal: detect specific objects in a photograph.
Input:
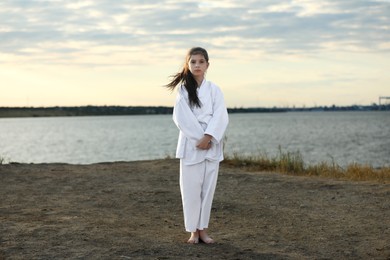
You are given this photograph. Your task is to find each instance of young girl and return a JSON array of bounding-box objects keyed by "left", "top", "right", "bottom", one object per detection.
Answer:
[{"left": 165, "top": 47, "right": 229, "bottom": 244}]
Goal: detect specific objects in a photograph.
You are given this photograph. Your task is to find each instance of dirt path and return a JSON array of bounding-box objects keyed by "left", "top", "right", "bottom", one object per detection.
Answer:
[{"left": 1, "top": 159, "right": 389, "bottom": 259}]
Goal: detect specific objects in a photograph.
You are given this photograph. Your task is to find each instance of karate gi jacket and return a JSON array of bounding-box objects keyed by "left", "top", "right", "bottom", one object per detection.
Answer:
[{"left": 173, "top": 79, "right": 229, "bottom": 165}]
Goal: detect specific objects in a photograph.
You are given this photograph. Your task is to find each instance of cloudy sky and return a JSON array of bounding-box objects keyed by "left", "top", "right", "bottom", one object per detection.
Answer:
[{"left": 1, "top": 0, "right": 389, "bottom": 108}]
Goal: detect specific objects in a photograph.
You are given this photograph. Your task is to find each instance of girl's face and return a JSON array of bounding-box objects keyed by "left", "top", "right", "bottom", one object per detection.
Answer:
[{"left": 188, "top": 54, "right": 209, "bottom": 79}]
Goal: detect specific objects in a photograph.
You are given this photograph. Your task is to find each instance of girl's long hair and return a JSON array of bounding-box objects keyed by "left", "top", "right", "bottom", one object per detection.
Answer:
[{"left": 165, "top": 47, "right": 209, "bottom": 108}]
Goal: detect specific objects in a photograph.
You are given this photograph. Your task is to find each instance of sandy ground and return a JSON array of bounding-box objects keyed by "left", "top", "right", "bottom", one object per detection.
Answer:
[{"left": 0, "top": 159, "right": 389, "bottom": 260}]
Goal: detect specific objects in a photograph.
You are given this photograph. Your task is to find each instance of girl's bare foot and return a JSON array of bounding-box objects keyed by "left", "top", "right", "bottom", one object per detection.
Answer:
[
  {"left": 187, "top": 231, "right": 199, "bottom": 244},
  {"left": 199, "top": 230, "right": 214, "bottom": 244}
]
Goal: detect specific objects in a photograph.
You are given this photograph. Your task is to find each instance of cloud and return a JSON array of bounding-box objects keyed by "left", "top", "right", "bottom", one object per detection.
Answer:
[{"left": 0, "top": 0, "right": 389, "bottom": 66}]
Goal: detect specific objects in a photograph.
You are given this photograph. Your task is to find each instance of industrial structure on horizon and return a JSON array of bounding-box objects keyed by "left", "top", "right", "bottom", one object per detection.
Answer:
[{"left": 379, "top": 96, "right": 390, "bottom": 106}]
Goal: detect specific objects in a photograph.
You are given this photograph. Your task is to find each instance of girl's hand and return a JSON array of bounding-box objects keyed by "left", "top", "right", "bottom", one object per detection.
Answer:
[{"left": 196, "top": 135, "right": 213, "bottom": 150}]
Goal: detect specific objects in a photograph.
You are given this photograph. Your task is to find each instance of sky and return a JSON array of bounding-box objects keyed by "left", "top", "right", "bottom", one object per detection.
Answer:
[{"left": 0, "top": 0, "right": 389, "bottom": 108}]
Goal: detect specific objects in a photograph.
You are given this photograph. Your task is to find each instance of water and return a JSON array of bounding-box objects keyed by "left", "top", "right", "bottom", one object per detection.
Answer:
[
  {"left": 0, "top": 112, "right": 389, "bottom": 167},
  {"left": 225, "top": 112, "right": 390, "bottom": 167}
]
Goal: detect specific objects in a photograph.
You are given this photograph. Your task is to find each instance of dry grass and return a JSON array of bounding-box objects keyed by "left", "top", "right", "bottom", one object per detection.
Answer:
[
  {"left": 224, "top": 147, "right": 390, "bottom": 183},
  {"left": 0, "top": 156, "right": 6, "bottom": 165}
]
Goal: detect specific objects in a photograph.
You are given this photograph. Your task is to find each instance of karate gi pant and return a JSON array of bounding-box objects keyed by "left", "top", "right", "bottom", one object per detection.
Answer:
[{"left": 180, "top": 159, "right": 219, "bottom": 232}]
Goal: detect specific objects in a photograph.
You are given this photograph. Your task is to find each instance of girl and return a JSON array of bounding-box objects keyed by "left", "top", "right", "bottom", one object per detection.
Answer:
[{"left": 165, "top": 47, "right": 229, "bottom": 244}]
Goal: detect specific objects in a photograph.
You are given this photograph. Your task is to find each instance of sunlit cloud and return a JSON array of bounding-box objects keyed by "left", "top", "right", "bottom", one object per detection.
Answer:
[{"left": 0, "top": 0, "right": 388, "bottom": 67}]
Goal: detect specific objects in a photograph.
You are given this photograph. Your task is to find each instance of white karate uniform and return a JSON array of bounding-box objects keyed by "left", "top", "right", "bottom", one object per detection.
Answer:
[{"left": 173, "top": 79, "right": 229, "bottom": 232}]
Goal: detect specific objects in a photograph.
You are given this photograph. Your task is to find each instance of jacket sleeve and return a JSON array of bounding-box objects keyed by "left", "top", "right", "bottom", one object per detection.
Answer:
[
  {"left": 204, "top": 85, "right": 229, "bottom": 144},
  {"left": 173, "top": 92, "right": 205, "bottom": 144}
]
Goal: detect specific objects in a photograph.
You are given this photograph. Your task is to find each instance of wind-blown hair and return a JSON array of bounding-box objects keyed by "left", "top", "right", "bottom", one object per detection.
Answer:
[{"left": 165, "top": 47, "right": 209, "bottom": 108}]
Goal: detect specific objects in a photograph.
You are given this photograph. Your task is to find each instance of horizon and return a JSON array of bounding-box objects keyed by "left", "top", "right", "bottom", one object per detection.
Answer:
[
  {"left": 1, "top": 102, "right": 388, "bottom": 109},
  {"left": 1, "top": 1, "right": 389, "bottom": 108}
]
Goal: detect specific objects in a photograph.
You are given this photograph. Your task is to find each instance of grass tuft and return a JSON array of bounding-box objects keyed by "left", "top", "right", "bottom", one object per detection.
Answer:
[
  {"left": 0, "top": 156, "right": 6, "bottom": 165},
  {"left": 224, "top": 147, "right": 390, "bottom": 183}
]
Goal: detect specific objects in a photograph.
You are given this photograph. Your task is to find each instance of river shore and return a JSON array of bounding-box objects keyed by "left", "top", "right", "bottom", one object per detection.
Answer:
[{"left": 1, "top": 159, "right": 389, "bottom": 259}]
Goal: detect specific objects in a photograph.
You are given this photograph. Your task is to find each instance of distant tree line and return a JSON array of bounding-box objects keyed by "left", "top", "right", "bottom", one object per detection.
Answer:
[
  {"left": 0, "top": 104, "right": 388, "bottom": 118},
  {"left": 0, "top": 106, "right": 173, "bottom": 118}
]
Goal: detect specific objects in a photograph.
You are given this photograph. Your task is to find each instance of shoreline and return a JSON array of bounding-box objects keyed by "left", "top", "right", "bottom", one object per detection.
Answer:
[
  {"left": 1, "top": 106, "right": 389, "bottom": 118},
  {"left": 1, "top": 159, "right": 389, "bottom": 259}
]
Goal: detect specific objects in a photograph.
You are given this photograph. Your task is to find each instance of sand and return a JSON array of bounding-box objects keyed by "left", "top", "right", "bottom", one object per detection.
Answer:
[{"left": 0, "top": 159, "right": 389, "bottom": 259}]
